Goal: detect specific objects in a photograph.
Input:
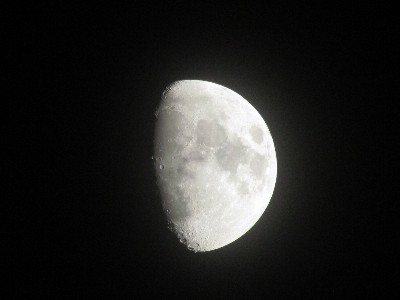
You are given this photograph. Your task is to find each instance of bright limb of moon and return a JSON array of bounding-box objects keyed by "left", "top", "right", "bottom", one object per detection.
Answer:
[{"left": 154, "top": 80, "right": 277, "bottom": 252}]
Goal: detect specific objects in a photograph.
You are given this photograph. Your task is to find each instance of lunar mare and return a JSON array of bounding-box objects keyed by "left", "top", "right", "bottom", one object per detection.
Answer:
[{"left": 154, "top": 80, "right": 277, "bottom": 252}]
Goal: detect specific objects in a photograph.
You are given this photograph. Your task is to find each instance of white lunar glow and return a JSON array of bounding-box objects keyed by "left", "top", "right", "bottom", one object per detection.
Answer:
[{"left": 154, "top": 80, "right": 277, "bottom": 252}]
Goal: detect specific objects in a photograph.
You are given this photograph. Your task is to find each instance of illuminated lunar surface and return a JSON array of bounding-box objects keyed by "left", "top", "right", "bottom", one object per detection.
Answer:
[{"left": 154, "top": 80, "right": 277, "bottom": 252}]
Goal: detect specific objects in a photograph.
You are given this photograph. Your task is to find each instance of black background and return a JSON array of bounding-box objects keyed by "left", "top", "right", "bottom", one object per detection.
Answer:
[{"left": 6, "top": 2, "right": 394, "bottom": 298}]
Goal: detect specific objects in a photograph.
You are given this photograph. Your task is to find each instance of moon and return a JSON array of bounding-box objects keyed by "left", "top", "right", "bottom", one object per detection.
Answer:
[{"left": 154, "top": 80, "right": 277, "bottom": 252}]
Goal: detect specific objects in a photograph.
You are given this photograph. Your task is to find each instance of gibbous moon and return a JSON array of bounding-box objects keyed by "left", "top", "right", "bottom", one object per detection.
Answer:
[{"left": 154, "top": 80, "right": 277, "bottom": 252}]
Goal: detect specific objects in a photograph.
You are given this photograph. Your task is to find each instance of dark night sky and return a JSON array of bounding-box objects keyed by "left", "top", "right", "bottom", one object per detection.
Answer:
[{"left": 6, "top": 2, "right": 394, "bottom": 298}]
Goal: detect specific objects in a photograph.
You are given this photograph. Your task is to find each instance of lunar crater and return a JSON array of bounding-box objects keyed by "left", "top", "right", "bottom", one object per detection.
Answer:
[{"left": 159, "top": 182, "right": 192, "bottom": 223}]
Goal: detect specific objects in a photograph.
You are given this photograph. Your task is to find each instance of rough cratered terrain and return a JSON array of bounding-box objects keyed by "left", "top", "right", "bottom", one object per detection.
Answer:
[{"left": 154, "top": 80, "right": 277, "bottom": 252}]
